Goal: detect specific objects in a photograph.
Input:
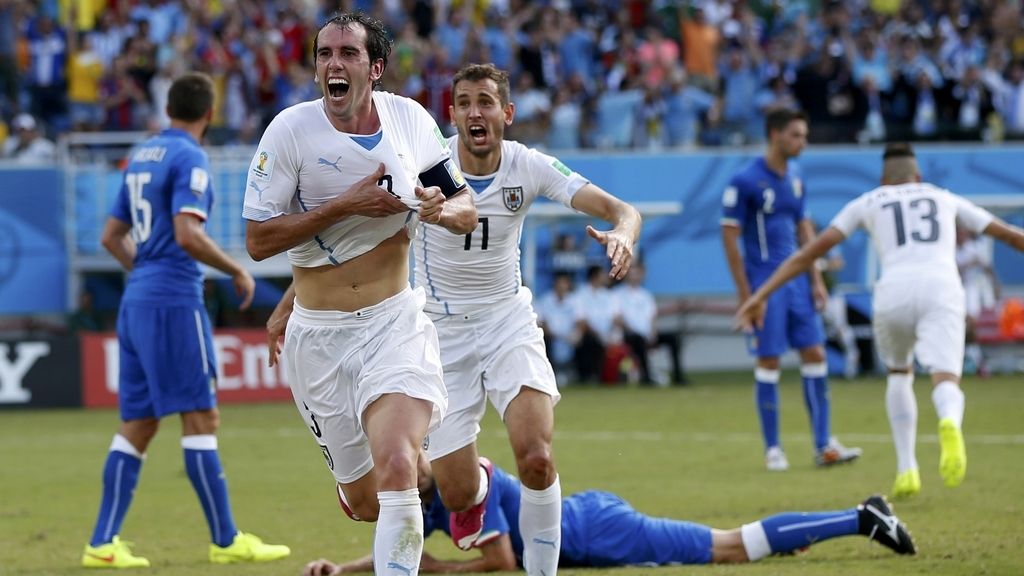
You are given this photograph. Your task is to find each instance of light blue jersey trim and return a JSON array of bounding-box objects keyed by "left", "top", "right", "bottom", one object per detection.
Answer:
[
  {"left": 419, "top": 225, "right": 450, "bottom": 315},
  {"left": 350, "top": 130, "right": 383, "bottom": 150},
  {"left": 295, "top": 191, "right": 339, "bottom": 265},
  {"left": 465, "top": 176, "right": 494, "bottom": 194}
]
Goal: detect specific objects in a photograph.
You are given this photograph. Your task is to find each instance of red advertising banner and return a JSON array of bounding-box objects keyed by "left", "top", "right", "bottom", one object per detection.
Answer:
[{"left": 81, "top": 329, "right": 293, "bottom": 408}]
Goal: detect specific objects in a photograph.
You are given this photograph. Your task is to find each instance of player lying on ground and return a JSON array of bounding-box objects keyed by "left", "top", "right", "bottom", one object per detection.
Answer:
[
  {"left": 735, "top": 142, "right": 1024, "bottom": 498},
  {"left": 302, "top": 457, "right": 914, "bottom": 574}
]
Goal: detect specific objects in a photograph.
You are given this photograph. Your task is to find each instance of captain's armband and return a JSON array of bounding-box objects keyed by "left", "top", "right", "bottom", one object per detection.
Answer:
[{"left": 419, "top": 158, "right": 468, "bottom": 198}]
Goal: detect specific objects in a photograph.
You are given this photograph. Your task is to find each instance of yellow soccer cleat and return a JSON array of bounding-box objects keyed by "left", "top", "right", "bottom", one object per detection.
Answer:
[
  {"left": 82, "top": 536, "right": 151, "bottom": 569},
  {"left": 892, "top": 468, "right": 921, "bottom": 499},
  {"left": 209, "top": 532, "right": 291, "bottom": 564},
  {"left": 938, "top": 418, "right": 967, "bottom": 487}
]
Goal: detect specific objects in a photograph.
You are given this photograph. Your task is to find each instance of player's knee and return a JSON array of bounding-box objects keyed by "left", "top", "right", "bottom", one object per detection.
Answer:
[
  {"left": 373, "top": 450, "right": 419, "bottom": 492},
  {"left": 515, "top": 444, "right": 555, "bottom": 488},
  {"left": 121, "top": 417, "right": 160, "bottom": 448}
]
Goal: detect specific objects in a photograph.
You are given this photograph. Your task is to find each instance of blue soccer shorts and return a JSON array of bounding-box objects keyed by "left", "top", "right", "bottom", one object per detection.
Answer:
[
  {"left": 116, "top": 303, "right": 218, "bottom": 420},
  {"left": 748, "top": 271, "right": 824, "bottom": 358},
  {"left": 561, "top": 491, "right": 713, "bottom": 567}
]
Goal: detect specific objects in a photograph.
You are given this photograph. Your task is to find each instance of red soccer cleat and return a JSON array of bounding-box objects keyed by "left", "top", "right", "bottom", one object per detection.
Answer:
[{"left": 449, "top": 457, "right": 494, "bottom": 550}]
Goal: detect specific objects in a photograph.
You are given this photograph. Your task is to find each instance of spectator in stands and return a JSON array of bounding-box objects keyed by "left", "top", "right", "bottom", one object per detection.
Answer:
[
  {"left": 545, "top": 83, "right": 584, "bottom": 150},
  {"left": 101, "top": 55, "right": 147, "bottom": 130},
  {"left": 9, "top": 0, "right": 1024, "bottom": 148},
  {"left": 25, "top": 14, "right": 68, "bottom": 130},
  {"left": 663, "top": 67, "right": 716, "bottom": 148},
  {"left": 67, "top": 31, "right": 105, "bottom": 131},
  {"left": 2, "top": 113, "right": 56, "bottom": 163},
  {"left": 536, "top": 272, "right": 584, "bottom": 386},
  {"left": 719, "top": 43, "right": 762, "bottom": 145},
  {"left": 949, "top": 65, "right": 994, "bottom": 138},
  {"left": 678, "top": 2, "right": 720, "bottom": 92},
  {"left": 983, "top": 59, "right": 1024, "bottom": 136},
  {"left": 574, "top": 264, "right": 621, "bottom": 383},
  {"left": 0, "top": 0, "right": 19, "bottom": 116},
  {"left": 634, "top": 82, "right": 666, "bottom": 149}
]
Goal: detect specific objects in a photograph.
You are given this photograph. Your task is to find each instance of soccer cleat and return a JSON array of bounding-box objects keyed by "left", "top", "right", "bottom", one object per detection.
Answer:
[
  {"left": 857, "top": 495, "right": 916, "bottom": 555},
  {"left": 82, "top": 536, "right": 151, "bottom": 568},
  {"left": 765, "top": 446, "right": 789, "bottom": 471},
  {"left": 938, "top": 418, "right": 967, "bottom": 488},
  {"left": 815, "top": 437, "right": 863, "bottom": 467},
  {"left": 209, "top": 532, "right": 291, "bottom": 564},
  {"left": 892, "top": 469, "right": 921, "bottom": 499},
  {"left": 450, "top": 457, "right": 494, "bottom": 550}
]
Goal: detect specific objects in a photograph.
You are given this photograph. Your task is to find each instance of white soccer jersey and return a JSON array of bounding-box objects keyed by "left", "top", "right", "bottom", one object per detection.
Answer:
[
  {"left": 242, "top": 92, "right": 453, "bottom": 267},
  {"left": 411, "top": 138, "right": 589, "bottom": 314},
  {"left": 830, "top": 182, "right": 994, "bottom": 283}
]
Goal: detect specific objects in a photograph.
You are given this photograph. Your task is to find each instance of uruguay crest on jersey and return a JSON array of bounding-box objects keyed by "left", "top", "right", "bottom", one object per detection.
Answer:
[{"left": 502, "top": 186, "right": 524, "bottom": 212}]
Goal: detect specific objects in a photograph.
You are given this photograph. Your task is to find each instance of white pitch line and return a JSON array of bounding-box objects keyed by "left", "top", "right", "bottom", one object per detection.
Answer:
[{"left": 4, "top": 427, "right": 1023, "bottom": 446}]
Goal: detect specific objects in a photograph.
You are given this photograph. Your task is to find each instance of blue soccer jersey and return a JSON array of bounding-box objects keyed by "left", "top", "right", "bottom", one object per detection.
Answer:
[
  {"left": 110, "top": 128, "right": 213, "bottom": 306},
  {"left": 721, "top": 157, "right": 808, "bottom": 274},
  {"left": 722, "top": 157, "right": 822, "bottom": 356},
  {"left": 108, "top": 129, "right": 218, "bottom": 420},
  {"left": 422, "top": 466, "right": 712, "bottom": 568}
]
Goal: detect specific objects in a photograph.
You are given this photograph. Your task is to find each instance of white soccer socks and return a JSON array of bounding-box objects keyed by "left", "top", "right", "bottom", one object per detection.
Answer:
[
  {"left": 886, "top": 373, "right": 918, "bottom": 473},
  {"left": 520, "top": 476, "right": 561, "bottom": 576},
  {"left": 375, "top": 489, "right": 423, "bottom": 576}
]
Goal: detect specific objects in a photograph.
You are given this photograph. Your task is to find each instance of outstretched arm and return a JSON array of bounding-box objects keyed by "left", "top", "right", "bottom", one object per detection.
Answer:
[
  {"left": 570, "top": 183, "right": 642, "bottom": 280},
  {"left": 798, "top": 218, "right": 829, "bottom": 310},
  {"left": 301, "top": 536, "right": 517, "bottom": 575},
  {"left": 736, "top": 227, "right": 845, "bottom": 331},
  {"left": 984, "top": 218, "right": 1024, "bottom": 252}
]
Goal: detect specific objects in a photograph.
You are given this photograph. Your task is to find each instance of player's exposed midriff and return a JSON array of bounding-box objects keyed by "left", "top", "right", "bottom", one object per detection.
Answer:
[{"left": 292, "top": 230, "right": 411, "bottom": 312}]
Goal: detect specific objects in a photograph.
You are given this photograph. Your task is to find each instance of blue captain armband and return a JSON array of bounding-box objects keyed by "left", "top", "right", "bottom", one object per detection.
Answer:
[{"left": 420, "top": 157, "right": 468, "bottom": 198}]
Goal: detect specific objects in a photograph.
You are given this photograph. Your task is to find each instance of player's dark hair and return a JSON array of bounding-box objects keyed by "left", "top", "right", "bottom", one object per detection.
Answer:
[
  {"left": 452, "top": 63, "right": 511, "bottom": 106},
  {"left": 166, "top": 73, "right": 214, "bottom": 122},
  {"left": 314, "top": 11, "right": 392, "bottom": 88},
  {"left": 883, "top": 142, "right": 916, "bottom": 160},
  {"left": 764, "top": 108, "right": 808, "bottom": 137}
]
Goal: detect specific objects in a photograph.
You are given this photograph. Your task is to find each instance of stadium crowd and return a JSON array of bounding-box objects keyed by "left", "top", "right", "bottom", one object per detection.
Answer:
[{"left": 2, "top": 0, "right": 1024, "bottom": 156}]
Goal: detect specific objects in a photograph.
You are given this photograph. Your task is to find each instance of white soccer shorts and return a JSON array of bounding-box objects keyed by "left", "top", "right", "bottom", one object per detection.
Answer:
[
  {"left": 873, "top": 277, "right": 966, "bottom": 376},
  {"left": 283, "top": 286, "right": 447, "bottom": 484},
  {"left": 424, "top": 287, "right": 561, "bottom": 461}
]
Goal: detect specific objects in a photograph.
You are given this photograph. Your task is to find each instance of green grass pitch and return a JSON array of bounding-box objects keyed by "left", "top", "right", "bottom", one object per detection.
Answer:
[{"left": 2, "top": 372, "right": 1022, "bottom": 575}]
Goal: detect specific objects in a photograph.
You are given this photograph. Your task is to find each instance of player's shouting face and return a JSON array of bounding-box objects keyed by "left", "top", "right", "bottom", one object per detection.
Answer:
[
  {"left": 450, "top": 78, "right": 514, "bottom": 158},
  {"left": 315, "top": 23, "right": 383, "bottom": 124}
]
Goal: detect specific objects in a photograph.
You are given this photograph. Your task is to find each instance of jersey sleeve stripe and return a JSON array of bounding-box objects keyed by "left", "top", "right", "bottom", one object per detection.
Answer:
[
  {"left": 242, "top": 206, "right": 276, "bottom": 221},
  {"left": 179, "top": 206, "right": 208, "bottom": 221},
  {"left": 720, "top": 217, "right": 740, "bottom": 227}
]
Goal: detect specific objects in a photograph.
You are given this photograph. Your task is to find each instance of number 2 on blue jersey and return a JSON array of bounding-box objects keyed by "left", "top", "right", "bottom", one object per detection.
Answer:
[{"left": 126, "top": 172, "right": 153, "bottom": 243}]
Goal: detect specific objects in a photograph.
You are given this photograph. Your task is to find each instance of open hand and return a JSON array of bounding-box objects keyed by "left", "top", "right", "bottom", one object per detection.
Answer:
[{"left": 587, "top": 225, "right": 634, "bottom": 280}]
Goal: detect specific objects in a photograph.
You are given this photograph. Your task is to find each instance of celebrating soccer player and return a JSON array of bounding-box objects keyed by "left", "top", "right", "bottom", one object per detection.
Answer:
[{"left": 736, "top": 143, "right": 1024, "bottom": 497}]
